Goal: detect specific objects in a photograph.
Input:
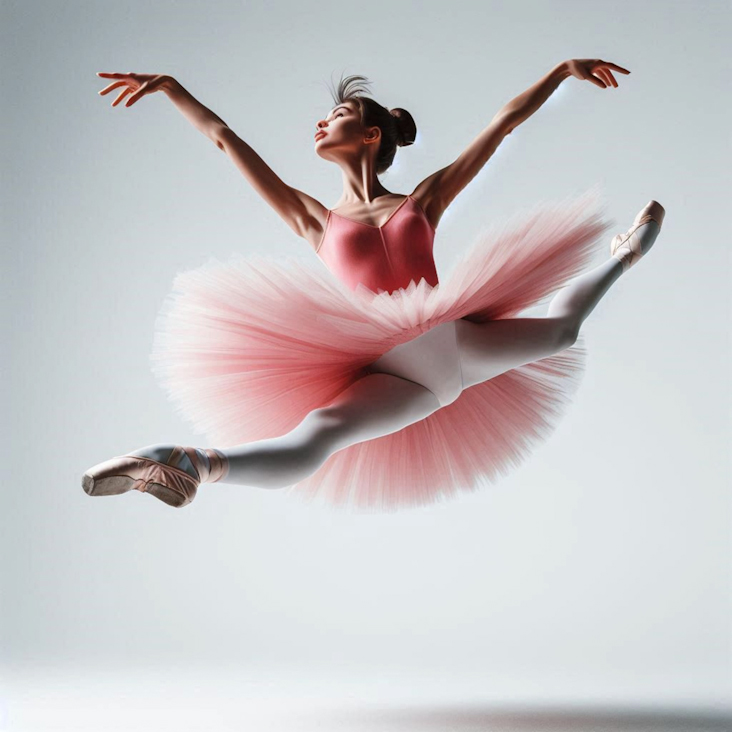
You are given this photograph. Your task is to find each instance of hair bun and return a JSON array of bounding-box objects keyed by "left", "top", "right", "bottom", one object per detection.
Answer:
[{"left": 390, "top": 107, "right": 416, "bottom": 147}]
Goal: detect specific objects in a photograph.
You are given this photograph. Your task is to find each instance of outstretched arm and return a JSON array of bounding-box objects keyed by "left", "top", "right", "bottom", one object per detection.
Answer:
[
  {"left": 499, "top": 60, "right": 572, "bottom": 132},
  {"left": 159, "top": 76, "right": 231, "bottom": 143},
  {"left": 501, "top": 57, "right": 629, "bottom": 130},
  {"left": 97, "top": 72, "right": 324, "bottom": 240},
  {"left": 413, "top": 59, "right": 629, "bottom": 229},
  {"left": 161, "top": 77, "right": 323, "bottom": 238}
]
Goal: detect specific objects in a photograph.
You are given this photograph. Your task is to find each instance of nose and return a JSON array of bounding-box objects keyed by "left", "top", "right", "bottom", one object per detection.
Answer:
[{"left": 316, "top": 120, "right": 328, "bottom": 132}]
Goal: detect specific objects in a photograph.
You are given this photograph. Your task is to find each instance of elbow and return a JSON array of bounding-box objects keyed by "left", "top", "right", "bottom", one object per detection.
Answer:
[
  {"left": 492, "top": 110, "right": 518, "bottom": 137},
  {"left": 500, "top": 111, "right": 520, "bottom": 136},
  {"left": 213, "top": 126, "right": 233, "bottom": 152}
]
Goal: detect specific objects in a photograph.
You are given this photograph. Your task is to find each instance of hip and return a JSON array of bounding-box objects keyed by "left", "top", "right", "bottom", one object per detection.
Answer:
[{"left": 366, "top": 320, "right": 463, "bottom": 408}]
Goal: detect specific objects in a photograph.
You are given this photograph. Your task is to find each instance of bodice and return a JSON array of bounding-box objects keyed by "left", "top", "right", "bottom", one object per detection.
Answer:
[{"left": 315, "top": 195, "right": 439, "bottom": 294}]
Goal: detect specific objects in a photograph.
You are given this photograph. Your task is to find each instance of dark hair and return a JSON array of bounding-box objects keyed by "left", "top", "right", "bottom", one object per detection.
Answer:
[{"left": 326, "top": 72, "right": 417, "bottom": 175}]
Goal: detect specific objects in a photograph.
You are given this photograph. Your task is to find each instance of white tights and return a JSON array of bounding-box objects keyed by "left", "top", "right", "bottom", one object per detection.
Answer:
[{"left": 216, "top": 252, "right": 633, "bottom": 489}]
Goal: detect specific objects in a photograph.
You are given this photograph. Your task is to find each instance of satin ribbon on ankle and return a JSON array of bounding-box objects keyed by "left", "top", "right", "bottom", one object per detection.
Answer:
[{"left": 167, "top": 446, "right": 229, "bottom": 484}]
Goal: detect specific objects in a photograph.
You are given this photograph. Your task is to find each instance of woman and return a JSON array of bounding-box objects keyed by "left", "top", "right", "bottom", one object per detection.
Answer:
[{"left": 83, "top": 61, "right": 664, "bottom": 511}]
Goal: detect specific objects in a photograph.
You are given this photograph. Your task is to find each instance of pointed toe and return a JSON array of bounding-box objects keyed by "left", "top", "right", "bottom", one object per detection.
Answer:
[
  {"left": 611, "top": 200, "right": 665, "bottom": 272},
  {"left": 636, "top": 200, "right": 665, "bottom": 229},
  {"left": 81, "top": 453, "right": 198, "bottom": 507}
]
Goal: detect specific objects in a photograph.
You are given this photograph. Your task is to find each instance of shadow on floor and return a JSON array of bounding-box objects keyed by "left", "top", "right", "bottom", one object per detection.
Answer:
[{"left": 323, "top": 704, "right": 732, "bottom": 732}]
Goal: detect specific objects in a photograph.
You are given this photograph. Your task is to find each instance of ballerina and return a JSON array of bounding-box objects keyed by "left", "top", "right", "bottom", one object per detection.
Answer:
[{"left": 83, "top": 60, "right": 664, "bottom": 511}]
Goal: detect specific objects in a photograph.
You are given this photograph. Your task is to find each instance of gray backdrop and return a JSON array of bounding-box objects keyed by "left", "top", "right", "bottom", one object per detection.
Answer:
[{"left": 2, "top": 0, "right": 730, "bottom": 729}]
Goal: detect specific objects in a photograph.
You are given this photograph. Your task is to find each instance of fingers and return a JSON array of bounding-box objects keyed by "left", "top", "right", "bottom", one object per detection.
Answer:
[
  {"left": 96, "top": 72, "right": 148, "bottom": 107},
  {"left": 593, "top": 68, "right": 609, "bottom": 87},
  {"left": 603, "top": 62, "right": 631, "bottom": 74},
  {"left": 592, "top": 60, "right": 629, "bottom": 89},
  {"left": 595, "top": 68, "right": 616, "bottom": 88},
  {"left": 594, "top": 60, "right": 630, "bottom": 89},
  {"left": 572, "top": 60, "right": 630, "bottom": 89},
  {"left": 97, "top": 72, "right": 135, "bottom": 106},
  {"left": 97, "top": 79, "right": 133, "bottom": 106},
  {"left": 585, "top": 71, "right": 606, "bottom": 89},
  {"left": 98, "top": 80, "right": 127, "bottom": 96},
  {"left": 113, "top": 87, "right": 134, "bottom": 106},
  {"left": 124, "top": 80, "right": 149, "bottom": 107}
]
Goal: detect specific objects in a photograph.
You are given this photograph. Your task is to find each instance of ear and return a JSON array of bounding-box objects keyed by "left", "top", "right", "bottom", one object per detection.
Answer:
[{"left": 363, "top": 125, "right": 381, "bottom": 146}]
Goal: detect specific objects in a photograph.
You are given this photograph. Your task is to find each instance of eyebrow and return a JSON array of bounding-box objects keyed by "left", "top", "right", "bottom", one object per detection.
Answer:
[{"left": 328, "top": 105, "right": 351, "bottom": 117}]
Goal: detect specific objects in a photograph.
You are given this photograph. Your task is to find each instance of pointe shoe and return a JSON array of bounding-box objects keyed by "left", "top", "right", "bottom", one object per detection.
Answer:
[
  {"left": 610, "top": 200, "right": 666, "bottom": 272},
  {"left": 82, "top": 446, "right": 229, "bottom": 508}
]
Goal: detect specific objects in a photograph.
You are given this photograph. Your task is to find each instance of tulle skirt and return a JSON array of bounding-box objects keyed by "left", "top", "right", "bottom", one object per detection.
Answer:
[{"left": 150, "top": 187, "right": 615, "bottom": 511}]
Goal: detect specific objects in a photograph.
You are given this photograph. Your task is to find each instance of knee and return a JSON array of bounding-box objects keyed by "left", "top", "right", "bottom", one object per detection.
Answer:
[
  {"left": 277, "top": 408, "right": 343, "bottom": 471},
  {"left": 301, "top": 407, "right": 344, "bottom": 442},
  {"left": 556, "top": 318, "right": 581, "bottom": 350}
]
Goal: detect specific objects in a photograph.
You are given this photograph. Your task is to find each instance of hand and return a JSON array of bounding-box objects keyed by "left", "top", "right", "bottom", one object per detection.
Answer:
[
  {"left": 565, "top": 59, "right": 630, "bottom": 89},
  {"left": 96, "top": 72, "right": 172, "bottom": 107}
]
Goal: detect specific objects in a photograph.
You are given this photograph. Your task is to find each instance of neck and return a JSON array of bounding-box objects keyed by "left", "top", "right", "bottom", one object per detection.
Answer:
[{"left": 334, "top": 155, "right": 391, "bottom": 208}]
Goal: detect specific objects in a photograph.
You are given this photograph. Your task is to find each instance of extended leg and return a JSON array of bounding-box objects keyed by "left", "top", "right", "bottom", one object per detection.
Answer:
[
  {"left": 456, "top": 255, "right": 624, "bottom": 387},
  {"left": 162, "top": 250, "right": 632, "bottom": 486},
  {"left": 457, "top": 202, "right": 665, "bottom": 389},
  {"left": 217, "top": 372, "right": 441, "bottom": 488},
  {"left": 546, "top": 256, "right": 623, "bottom": 326},
  {"left": 457, "top": 201, "right": 666, "bottom": 388}
]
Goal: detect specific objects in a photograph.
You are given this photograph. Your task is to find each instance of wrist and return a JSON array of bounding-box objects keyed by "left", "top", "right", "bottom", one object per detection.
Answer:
[
  {"left": 554, "top": 60, "right": 572, "bottom": 81},
  {"left": 160, "top": 76, "right": 180, "bottom": 95}
]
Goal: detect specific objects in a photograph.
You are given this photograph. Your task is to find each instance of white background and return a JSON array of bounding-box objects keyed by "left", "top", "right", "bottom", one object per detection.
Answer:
[{"left": 2, "top": 0, "right": 730, "bottom": 729}]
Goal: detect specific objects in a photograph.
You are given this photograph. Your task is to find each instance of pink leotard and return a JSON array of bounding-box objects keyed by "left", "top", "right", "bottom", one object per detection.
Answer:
[{"left": 315, "top": 195, "right": 439, "bottom": 294}]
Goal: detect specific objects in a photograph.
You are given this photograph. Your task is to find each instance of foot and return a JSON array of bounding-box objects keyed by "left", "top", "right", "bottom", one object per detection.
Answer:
[
  {"left": 610, "top": 200, "right": 665, "bottom": 272},
  {"left": 82, "top": 444, "right": 229, "bottom": 508}
]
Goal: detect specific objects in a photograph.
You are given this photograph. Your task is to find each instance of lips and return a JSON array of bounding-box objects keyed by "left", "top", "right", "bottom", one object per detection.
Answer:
[{"left": 314, "top": 131, "right": 327, "bottom": 141}]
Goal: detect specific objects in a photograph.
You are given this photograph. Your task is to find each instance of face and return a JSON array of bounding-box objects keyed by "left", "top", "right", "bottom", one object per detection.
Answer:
[{"left": 314, "top": 100, "right": 379, "bottom": 162}]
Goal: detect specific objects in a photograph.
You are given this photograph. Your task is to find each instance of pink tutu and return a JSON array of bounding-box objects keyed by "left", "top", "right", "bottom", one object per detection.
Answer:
[{"left": 150, "top": 187, "right": 614, "bottom": 511}]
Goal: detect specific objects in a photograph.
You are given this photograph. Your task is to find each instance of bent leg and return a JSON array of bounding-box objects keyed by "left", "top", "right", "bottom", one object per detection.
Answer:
[
  {"left": 218, "top": 372, "right": 441, "bottom": 489},
  {"left": 457, "top": 256, "right": 624, "bottom": 388}
]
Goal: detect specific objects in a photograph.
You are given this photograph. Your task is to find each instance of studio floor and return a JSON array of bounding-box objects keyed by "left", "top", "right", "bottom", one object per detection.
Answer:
[{"left": 3, "top": 663, "right": 731, "bottom": 732}]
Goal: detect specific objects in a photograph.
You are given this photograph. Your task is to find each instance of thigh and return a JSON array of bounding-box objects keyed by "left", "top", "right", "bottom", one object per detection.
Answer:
[
  {"left": 320, "top": 372, "right": 442, "bottom": 453},
  {"left": 367, "top": 321, "right": 464, "bottom": 407},
  {"left": 455, "top": 316, "right": 576, "bottom": 389}
]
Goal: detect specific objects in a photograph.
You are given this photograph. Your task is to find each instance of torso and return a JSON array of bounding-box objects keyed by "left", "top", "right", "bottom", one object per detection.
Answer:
[
  {"left": 303, "top": 192, "right": 440, "bottom": 252},
  {"left": 313, "top": 193, "right": 440, "bottom": 295}
]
